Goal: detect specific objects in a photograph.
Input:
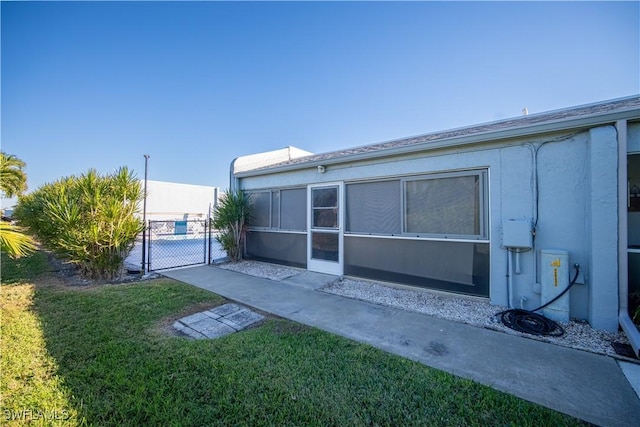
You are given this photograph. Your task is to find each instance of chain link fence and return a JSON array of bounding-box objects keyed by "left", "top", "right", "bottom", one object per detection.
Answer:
[
  {"left": 125, "top": 219, "right": 228, "bottom": 272},
  {"left": 208, "top": 230, "right": 229, "bottom": 264}
]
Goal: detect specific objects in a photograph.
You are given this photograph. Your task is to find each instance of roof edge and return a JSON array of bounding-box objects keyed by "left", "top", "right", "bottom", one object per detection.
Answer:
[{"left": 235, "top": 95, "right": 640, "bottom": 178}]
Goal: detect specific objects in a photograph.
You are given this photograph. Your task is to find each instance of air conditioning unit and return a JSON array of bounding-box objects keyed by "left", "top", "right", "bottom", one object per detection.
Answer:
[{"left": 541, "top": 249, "right": 570, "bottom": 323}]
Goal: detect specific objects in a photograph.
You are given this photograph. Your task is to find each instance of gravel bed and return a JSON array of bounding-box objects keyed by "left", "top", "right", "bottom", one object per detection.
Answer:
[
  {"left": 323, "top": 277, "right": 630, "bottom": 358},
  {"left": 217, "top": 260, "right": 302, "bottom": 281},
  {"left": 217, "top": 260, "right": 631, "bottom": 358}
]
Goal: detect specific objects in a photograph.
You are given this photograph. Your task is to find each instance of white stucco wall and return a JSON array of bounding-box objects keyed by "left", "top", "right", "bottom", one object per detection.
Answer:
[
  {"left": 237, "top": 122, "right": 640, "bottom": 331},
  {"left": 140, "top": 180, "right": 217, "bottom": 221}
]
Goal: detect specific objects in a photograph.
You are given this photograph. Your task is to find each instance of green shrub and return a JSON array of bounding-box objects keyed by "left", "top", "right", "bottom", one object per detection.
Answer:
[
  {"left": 13, "top": 168, "right": 143, "bottom": 280},
  {"left": 1, "top": 152, "right": 36, "bottom": 258},
  {"left": 212, "top": 189, "right": 251, "bottom": 262}
]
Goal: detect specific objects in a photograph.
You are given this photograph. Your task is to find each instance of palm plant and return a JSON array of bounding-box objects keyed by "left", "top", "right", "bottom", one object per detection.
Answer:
[
  {"left": 0, "top": 222, "right": 36, "bottom": 258},
  {"left": 0, "top": 152, "right": 27, "bottom": 198},
  {"left": 212, "top": 189, "right": 251, "bottom": 262},
  {"left": 0, "top": 152, "right": 35, "bottom": 258},
  {"left": 14, "top": 167, "right": 143, "bottom": 279}
]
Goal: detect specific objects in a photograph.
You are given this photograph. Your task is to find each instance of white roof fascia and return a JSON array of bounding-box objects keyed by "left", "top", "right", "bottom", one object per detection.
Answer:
[{"left": 233, "top": 146, "right": 313, "bottom": 174}]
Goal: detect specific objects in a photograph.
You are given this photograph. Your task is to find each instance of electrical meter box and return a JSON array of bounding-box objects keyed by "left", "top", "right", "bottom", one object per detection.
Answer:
[
  {"left": 502, "top": 219, "right": 533, "bottom": 249},
  {"left": 541, "top": 249, "right": 570, "bottom": 323}
]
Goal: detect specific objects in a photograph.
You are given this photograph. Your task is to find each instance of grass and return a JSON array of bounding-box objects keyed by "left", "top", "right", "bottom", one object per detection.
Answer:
[
  {"left": 1, "top": 250, "right": 49, "bottom": 284},
  {"left": 1, "top": 251, "right": 587, "bottom": 426}
]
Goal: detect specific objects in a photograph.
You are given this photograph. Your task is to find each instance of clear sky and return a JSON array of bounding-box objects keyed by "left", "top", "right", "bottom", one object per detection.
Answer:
[{"left": 2, "top": 1, "right": 639, "bottom": 205}]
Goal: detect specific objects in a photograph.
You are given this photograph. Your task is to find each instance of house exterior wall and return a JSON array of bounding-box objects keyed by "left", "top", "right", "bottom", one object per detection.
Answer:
[
  {"left": 629, "top": 122, "right": 640, "bottom": 152},
  {"left": 586, "top": 126, "right": 619, "bottom": 330},
  {"left": 237, "top": 121, "right": 640, "bottom": 332}
]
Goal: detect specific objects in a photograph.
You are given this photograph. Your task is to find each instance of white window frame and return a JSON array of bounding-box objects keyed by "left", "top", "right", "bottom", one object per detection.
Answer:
[{"left": 401, "top": 169, "right": 488, "bottom": 240}]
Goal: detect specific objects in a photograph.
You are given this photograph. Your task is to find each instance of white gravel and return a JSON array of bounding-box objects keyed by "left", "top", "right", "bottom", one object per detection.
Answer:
[
  {"left": 218, "top": 260, "right": 301, "bottom": 281},
  {"left": 218, "top": 260, "right": 631, "bottom": 358}
]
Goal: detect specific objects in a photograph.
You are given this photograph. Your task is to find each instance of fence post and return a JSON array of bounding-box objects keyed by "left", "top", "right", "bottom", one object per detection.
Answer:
[
  {"left": 203, "top": 219, "right": 208, "bottom": 264},
  {"left": 147, "top": 221, "right": 152, "bottom": 273},
  {"left": 141, "top": 220, "right": 147, "bottom": 274},
  {"left": 209, "top": 220, "right": 213, "bottom": 264}
]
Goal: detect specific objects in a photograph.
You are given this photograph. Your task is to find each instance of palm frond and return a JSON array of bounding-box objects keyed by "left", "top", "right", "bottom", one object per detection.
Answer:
[{"left": 0, "top": 222, "right": 36, "bottom": 258}]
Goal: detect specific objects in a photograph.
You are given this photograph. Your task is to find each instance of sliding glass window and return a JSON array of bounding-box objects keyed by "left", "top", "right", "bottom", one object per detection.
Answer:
[
  {"left": 246, "top": 187, "right": 306, "bottom": 232},
  {"left": 247, "top": 191, "right": 271, "bottom": 228},
  {"left": 403, "top": 170, "right": 487, "bottom": 239},
  {"left": 345, "top": 170, "right": 488, "bottom": 240},
  {"left": 345, "top": 180, "right": 401, "bottom": 235}
]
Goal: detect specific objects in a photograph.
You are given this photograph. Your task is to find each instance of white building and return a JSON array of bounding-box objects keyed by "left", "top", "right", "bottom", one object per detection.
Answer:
[{"left": 140, "top": 180, "right": 218, "bottom": 221}]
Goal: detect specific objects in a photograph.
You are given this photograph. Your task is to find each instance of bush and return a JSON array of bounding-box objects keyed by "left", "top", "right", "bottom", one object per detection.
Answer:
[
  {"left": 212, "top": 189, "right": 251, "bottom": 262},
  {"left": 13, "top": 168, "right": 143, "bottom": 280}
]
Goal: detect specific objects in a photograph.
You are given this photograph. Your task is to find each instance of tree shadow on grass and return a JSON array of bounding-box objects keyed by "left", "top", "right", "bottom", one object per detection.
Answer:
[
  {"left": 32, "top": 278, "right": 227, "bottom": 426},
  {"left": 0, "top": 251, "right": 49, "bottom": 285}
]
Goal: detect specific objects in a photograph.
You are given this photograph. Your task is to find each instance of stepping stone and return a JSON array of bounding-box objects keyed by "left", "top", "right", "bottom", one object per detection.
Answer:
[
  {"left": 190, "top": 317, "right": 225, "bottom": 332},
  {"left": 210, "top": 303, "right": 243, "bottom": 317},
  {"left": 199, "top": 321, "right": 237, "bottom": 339},
  {"left": 173, "top": 303, "right": 264, "bottom": 339},
  {"left": 202, "top": 310, "right": 221, "bottom": 319},
  {"left": 173, "top": 321, "right": 186, "bottom": 332},
  {"left": 224, "top": 309, "right": 265, "bottom": 329},
  {"left": 180, "top": 312, "right": 209, "bottom": 325}
]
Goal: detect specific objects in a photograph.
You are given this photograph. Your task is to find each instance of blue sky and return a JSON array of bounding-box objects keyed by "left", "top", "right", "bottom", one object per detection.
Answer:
[{"left": 2, "top": 1, "right": 638, "bottom": 205}]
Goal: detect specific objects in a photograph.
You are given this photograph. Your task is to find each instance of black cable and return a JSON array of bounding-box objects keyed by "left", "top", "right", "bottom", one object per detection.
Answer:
[
  {"left": 499, "top": 308, "right": 565, "bottom": 336},
  {"left": 496, "top": 265, "right": 580, "bottom": 337}
]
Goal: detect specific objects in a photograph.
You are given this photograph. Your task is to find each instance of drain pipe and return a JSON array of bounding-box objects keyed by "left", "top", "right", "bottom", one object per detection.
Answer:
[
  {"left": 617, "top": 119, "right": 640, "bottom": 358},
  {"left": 506, "top": 251, "right": 513, "bottom": 308}
]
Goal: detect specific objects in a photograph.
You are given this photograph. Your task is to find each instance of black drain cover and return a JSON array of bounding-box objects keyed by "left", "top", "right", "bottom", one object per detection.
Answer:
[{"left": 611, "top": 342, "right": 638, "bottom": 359}]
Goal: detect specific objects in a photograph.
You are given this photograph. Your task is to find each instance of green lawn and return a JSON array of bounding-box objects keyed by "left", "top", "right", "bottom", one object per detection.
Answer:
[
  {"left": 1, "top": 251, "right": 587, "bottom": 426},
  {"left": 1, "top": 250, "right": 49, "bottom": 285}
]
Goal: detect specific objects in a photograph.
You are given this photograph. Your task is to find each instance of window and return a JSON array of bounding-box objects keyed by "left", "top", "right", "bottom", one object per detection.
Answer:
[
  {"left": 344, "top": 170, "right": 487, "bottom": 240},
  {"left": 346, "top": 180, "right": 401, "bottom": 235},
  {"left": 312, "top": 187, "right": 338, "bottom": 228},
  {"left": 247, "top": 187, "right": 306, "bottom": 231},
  {"left": 403, "top": 171, "right": 487, "bottom": 239},
  {"left": 271, "top": 191, "right": 280, "bottom": 228},
  {"left": 248, "top": 191, "right": 271, "bottom": 228}
]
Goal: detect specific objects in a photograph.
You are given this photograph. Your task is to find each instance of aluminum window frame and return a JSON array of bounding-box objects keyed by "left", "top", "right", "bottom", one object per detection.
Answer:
[
  {"left": 344, "top": 178, "right": 402, "bottom": 236},
  {"left": 246, "top": 186, "right": 307, "bottom": 232},
  {"left": 401, "top": 169, "right": 488, "bottom": 240},
  {"left": 247, "top": 190, "right": 273, "bottom": 229}
]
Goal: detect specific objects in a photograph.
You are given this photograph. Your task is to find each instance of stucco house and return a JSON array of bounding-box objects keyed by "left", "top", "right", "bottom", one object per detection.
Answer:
[{"left": 230, "top": 95, "right": 640, "bottom": 356}]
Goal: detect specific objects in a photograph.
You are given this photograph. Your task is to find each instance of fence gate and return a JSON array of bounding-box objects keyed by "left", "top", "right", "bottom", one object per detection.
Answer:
[
  {"left": 146, "top": 219, "right": 206, "bottom": 272},
  {"left": 143, "top": 219, "right": 227, "bottom": 272}
]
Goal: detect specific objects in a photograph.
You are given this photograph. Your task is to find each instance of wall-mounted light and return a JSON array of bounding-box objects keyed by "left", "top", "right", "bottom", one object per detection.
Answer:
[{"left": 317, "top": 165, "right": 326, "bottom": 173}]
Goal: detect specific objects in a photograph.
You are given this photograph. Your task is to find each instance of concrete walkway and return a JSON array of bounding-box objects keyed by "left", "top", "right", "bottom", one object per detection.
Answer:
[{"left": 162, "top": 265, "right": 640, "bottom": 427}]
